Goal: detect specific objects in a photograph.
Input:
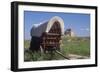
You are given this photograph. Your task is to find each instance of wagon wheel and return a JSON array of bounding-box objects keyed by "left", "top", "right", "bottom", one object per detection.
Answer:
[{"left": 40, "top": 45, "right": 44, "bottom": 55}]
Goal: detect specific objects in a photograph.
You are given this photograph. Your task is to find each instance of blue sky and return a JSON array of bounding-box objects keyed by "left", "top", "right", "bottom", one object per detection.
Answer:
[{"left": 24, "top": 11, "right": 90, "bottom": 40}]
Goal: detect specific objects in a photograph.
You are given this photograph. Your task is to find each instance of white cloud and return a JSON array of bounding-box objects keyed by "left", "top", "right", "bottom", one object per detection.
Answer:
[{"left": 80, "top": 28, "right": 90, "bottom": 31}]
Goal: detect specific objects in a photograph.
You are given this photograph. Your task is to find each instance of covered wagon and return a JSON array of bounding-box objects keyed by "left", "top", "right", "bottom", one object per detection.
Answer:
[{"left": 29, "top": 16, "right": 64, "bottom": 52}]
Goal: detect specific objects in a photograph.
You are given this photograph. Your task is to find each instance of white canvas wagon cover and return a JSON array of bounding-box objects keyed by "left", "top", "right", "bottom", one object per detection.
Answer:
[{"left": 31, "top": 16, "right": 64, "bottom": 37}]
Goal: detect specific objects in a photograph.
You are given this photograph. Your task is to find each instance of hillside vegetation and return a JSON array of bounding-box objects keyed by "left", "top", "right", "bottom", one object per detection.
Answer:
[{"left": 24, "top": 36, "right": 90, "bottom": 61}]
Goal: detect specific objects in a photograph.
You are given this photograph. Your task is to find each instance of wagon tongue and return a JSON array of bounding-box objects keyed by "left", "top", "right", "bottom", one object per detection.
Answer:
[{"left": 55, "top": 50, "right": 70, "bottom": 60}]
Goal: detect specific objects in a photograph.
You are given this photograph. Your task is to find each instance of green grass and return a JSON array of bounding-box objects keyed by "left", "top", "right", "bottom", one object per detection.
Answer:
[
  {"left": 24, "top": 50, "right": 65, "bottom": 61},
  {"left": 24, "top": 40, "right": 30, "bottom": 49},
  {"left": 24, "top": 36, "right": 90, "bottom": 61},
  {"left": 61, "top": 36, "right": 90, "bottom": 57}
]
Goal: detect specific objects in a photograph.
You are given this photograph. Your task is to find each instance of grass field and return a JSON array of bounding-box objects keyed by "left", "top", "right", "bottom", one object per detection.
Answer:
[
  {"left": 24, "top": 36, "right": 90, "bottom": 61},
  {"left": 61, "top": 36, "right": 90, "bottom": 56}
]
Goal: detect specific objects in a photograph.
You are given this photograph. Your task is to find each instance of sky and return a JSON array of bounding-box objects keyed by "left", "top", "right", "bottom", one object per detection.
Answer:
[{"left": 24, "top": 11, "right": 90, "bottom": 40}]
